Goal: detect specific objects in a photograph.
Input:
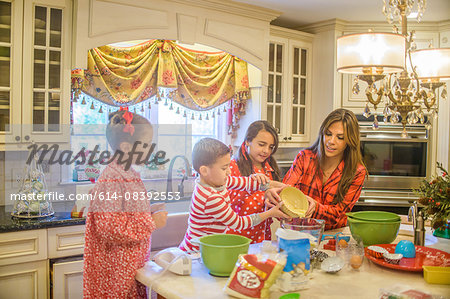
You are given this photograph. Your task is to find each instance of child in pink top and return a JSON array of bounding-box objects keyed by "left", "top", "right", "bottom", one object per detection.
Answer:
[
  {"left": 179, "top": 138, "right": 289, "bottom": 252},
  {"left": 83, "top": 110, "right": 168, "bottom": 299}
]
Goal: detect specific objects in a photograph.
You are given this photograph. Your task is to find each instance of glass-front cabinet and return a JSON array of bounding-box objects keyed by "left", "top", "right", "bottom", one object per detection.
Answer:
[
  {"left": 267, "top": 27, "right": 312, "bottom": 146},
  {"left": 0, "top": 0, "right": 71, "bottom": 147}
]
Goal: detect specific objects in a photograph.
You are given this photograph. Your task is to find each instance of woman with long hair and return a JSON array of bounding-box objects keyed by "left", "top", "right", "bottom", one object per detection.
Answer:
[
  {"left": 227, "top": 120, "right": 284, "bottom": 243},
  {"left": 266, "top": 108, "right": 367, "bottom": 230}
]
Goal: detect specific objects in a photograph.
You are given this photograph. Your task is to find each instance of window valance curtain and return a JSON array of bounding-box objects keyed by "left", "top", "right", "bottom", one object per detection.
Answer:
[{"left": 71, "top": 40, "right": 251, "bottom": 136}]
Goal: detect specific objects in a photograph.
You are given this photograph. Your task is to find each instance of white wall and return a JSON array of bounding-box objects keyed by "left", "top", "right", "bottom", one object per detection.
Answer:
[{"left": 72, "top": 0, "right": 279, "bottom": 74}]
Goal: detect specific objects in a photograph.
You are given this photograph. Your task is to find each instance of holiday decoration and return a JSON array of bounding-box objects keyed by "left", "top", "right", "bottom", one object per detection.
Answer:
[{"left": 415, "top": 162, "right": 450, "bottom": 232}]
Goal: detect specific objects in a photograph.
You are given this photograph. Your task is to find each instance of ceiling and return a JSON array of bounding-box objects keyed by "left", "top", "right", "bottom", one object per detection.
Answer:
[{"left": 234, "top": 0, "right": 450, "bottom": 28}]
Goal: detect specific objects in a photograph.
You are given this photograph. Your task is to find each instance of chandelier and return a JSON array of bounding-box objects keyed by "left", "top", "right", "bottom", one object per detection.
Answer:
[{"left": 336, "top": 0, "right": 450, "bottom": 137}]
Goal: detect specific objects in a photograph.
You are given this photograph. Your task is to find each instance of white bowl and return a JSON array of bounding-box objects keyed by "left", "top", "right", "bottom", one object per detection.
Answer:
[{"left": 321, "top": 256, "right": 344, "bottom": 273}]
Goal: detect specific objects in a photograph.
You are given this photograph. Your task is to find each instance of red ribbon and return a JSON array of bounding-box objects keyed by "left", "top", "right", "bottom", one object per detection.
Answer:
[
  {"left": 122, "top": 111, "right": 135, "bottom": 136},
  {"left": 119, "top": 106, "right": 129, "bottom": 111},
  {"left": 241, "top": 143, "right": 248, "bottom": 160}
]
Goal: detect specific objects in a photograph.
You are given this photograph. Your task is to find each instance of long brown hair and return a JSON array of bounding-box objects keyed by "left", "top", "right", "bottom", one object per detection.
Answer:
[
  {"left": 308, "top": 108, "right": 366, "bottom": 204},
  {"left": 235, "top": 120, "right": 281, "bottom": 181}
]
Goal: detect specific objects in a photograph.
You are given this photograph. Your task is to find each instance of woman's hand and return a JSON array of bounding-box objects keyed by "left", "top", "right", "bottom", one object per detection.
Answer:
[
  {"left": 250, "top": 173, "right": 270, "bottom": 185},
  {"left": 305, "top": 195, "right": 317, "bottom": 218},
  {"left": 152, "top": 210, "right": 168, "bottom": 229},
  {"left": 264, "top": 187, "right": 284, "bottom": 208}
]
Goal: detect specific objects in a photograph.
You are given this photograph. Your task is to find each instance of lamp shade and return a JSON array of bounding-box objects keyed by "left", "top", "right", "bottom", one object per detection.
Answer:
[
  {"left": 337, "top": 32, "right": 406, "bottom": 74},
  {"left": 410, "top": 48, "right": 450, "bottom": 79}
]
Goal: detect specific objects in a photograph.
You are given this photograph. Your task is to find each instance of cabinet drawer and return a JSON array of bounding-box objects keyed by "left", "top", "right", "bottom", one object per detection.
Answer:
[
  {"left": 48, "top": 225, "right": 86, "bottom": 258},
  {"left": 0, "top": 229, "right": 47, "bottom": 266},
  {"left": 0, "top": 260, "right": 48, "bottom": 299}
]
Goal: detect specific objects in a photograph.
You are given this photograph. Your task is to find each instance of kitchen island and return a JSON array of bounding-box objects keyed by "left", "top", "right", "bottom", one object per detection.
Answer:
[{"left": 136, "top": 226, "right": 450, "bottom": 299}]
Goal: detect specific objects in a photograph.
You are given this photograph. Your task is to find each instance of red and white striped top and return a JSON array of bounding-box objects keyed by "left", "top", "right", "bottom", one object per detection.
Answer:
[{"left": 179, "top": 176, "right": 260, "bottom": 252}]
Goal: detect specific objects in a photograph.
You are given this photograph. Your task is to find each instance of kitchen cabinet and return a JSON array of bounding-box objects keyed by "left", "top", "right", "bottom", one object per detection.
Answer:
[
  {"left": 48, "top": 225, "right": 85, "bottom": 299},
  {"left": 52, "top": 258, "right": 83, "bottom": 299},
  {"left": 0, "top": 260, "right": 48, "bottom": 299},
  {"left": 0, "top": 225, "right": 85, "bottom": 299},
  {"left": 266, "top": 26, "right": 313, "bottom": 146},
  {"left": 0, "top": 229, "right": 48, "bottom": 299},
  {"left": 0, "top": 0, "right": 71, "bottom": 148}
]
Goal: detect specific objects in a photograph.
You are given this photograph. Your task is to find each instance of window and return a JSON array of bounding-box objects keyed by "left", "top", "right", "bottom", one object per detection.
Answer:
[{"left": 67, "top": 93, "right": 225, "bottom": 182}]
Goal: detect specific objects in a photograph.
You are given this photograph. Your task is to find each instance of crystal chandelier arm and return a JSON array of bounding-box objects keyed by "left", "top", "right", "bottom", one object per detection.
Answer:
[
  {"left": 366, "top": 86, "right": 384, "bottom": 109},
  {"left": 423, "top": 90, "right": 436, "bottom": 110},
  {"left": 387, "top": 89, "right": 399, "bottom": 105}
]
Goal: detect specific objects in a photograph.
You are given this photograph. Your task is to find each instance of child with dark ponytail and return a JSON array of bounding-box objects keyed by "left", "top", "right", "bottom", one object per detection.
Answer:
[
  {"left": 83, "top": 109, "right": 167, "bottom": 299},
  {"left": 227, "top": 120, "right": 284, "bottom": 243}
]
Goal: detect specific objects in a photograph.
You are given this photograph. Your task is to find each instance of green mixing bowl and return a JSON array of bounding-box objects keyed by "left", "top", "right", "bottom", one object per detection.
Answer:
[
  {"left": 347, "top": 217, "right": 401, "bottom": 246},
  {"left": 195, "top": 234, "right": 251, "bottom": 277},
  {"left": 346, "top": 211, "right": 401, "bottom": 222}
]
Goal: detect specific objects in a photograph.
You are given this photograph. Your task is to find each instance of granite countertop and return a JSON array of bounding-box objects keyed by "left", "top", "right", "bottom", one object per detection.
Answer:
[{"left": 0, "top": 202, "right": 86, "bottom": 233}]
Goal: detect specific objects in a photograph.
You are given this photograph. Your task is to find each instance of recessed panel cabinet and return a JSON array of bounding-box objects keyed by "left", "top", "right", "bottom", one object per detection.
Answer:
[
  {"left": 266, "top": 27, "right": 313, "bottom": 146},
  {"left": 0, "top": 0, "right": 71, "bottom": 148}
]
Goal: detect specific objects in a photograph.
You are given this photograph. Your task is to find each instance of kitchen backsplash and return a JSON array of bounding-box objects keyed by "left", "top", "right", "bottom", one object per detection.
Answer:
[
  {"left": 0, "top": 145, "right": 298, "bottom": 207},
  {"left": 0, "top": 150, "right": 75, "bottom": 206}
]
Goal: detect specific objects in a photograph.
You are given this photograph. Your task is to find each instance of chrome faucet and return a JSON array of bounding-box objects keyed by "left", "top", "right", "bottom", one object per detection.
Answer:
[
  {"left": 166, "top": 155, "right": 191, "bottom": 197},
  {"left": 408, "top": 201, "right": 425, "bottom": 246}
]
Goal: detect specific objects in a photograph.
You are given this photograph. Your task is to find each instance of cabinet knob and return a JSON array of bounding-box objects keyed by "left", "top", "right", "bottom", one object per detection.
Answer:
[
  {"left": 283, "top": 137, "right": 287, "bottom": 141},
  {"left": 15, "top": 136, "right": 20, "bottom": 141},
  {"left": 24, "top": 135, "right": 30, "bottom": 141},
  {"left": 288, "top": 137, "right": 292, "bottom": 140}
]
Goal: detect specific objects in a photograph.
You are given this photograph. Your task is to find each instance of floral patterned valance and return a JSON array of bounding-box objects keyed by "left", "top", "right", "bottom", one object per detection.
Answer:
[{"left": 72, "top": 40, "right": 250, "bottom": 111}]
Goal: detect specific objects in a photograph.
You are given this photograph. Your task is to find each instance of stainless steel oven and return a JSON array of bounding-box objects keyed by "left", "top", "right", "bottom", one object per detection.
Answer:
[{"left": 357, "top": 115, "right": 430, "bottom": 207}]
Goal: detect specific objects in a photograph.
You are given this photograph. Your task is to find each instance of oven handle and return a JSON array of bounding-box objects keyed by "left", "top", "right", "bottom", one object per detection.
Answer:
[
  {"left": 359, "top": 194, "right": 419, "bottom": 201},
  {"left": 360, "top": 129, "right": 426, "bottom": 135},
  {"left": 361, "top": 137, "right": 428, "bottom": 142}
]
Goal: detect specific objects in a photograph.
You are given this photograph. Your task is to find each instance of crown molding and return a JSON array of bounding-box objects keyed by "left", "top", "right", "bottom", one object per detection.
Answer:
[
  {"left": 297, "top": 19, "right": 347, "bottom": 34},
  {"left": 270, "top": 25, "right": 314, "bottom": 41},
  {"left": 296, "top": 19, "right": 450, "bottom": 35},
  {"left": 438, "top": 20, "right": 450, "bottom": 32},
  {"left": 342, "top": 21, "right": 444, "bottom": 33},
  {"left": 166, "top": 0, "right": 281, "bottom": 22}
]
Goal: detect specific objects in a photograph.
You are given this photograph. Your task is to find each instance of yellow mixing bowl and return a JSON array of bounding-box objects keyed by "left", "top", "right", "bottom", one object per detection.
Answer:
[{"left": 279, "top": 186, "right": 309, "bottom": 218}]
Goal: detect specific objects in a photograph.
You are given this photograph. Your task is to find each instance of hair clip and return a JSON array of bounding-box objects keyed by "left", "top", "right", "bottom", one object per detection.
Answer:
[{"left": 122, "top": 111, "right": 135, "bottom": 136}]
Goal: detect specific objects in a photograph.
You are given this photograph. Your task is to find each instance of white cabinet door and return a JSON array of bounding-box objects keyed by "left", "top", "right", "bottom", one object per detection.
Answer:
[
  {"left": 21, "top": 0, "right": 71, "bottom": 144},
  {"left": 267, "top": 36, "right": 289, "bottom": 138},
  {"left": 52, "top": 259, "right": 84, "bottom": 299},
  {"left": 0, "top": 0, "right": 23, "bottom": 146},
  {"left": 284, "top": 39, "right": 312, "bottom": 144},
  {"left": 267, "top": 32, "right": 313, "bottom": 147},
  {"left": 0, "top": 260, "right": 48, "bottom": 299}
]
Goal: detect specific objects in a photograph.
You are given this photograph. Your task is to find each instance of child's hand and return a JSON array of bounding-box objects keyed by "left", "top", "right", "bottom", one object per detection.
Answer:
[
  {"left": 267, "top": 203, "right": 291, "bottom": 219},
  {"left": 151, "top": 203, "right": 166, "bottom": 213},
  {"left": 250, "top": 173, "right": 270, "bottom": 185},
  {"left": 264, "top": 186, "right": 284, "bottom": 208},
  {"left": 152, "top": 210, "right": 168, "bottom": 229},
  {"left": 269, "top": 181, "right": 286, "bottom": 189}
]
